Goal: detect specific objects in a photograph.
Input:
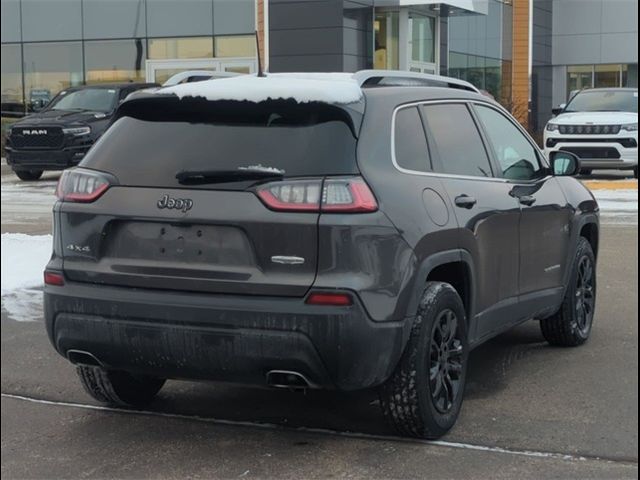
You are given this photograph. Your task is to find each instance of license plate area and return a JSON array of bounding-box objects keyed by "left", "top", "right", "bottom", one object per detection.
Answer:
[{"left": 103, "top": 221, "right": 254, "bottom": 266}]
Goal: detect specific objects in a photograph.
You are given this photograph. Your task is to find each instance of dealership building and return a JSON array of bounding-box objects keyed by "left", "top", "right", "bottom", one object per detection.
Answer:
[{"left": 1, "top": 0, "right": 638, "bottom": 133}]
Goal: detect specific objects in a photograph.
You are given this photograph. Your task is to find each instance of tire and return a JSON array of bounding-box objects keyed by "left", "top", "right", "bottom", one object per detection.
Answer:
[
  {"left": 540, "top": 237, "right": 596, "bottom": 347},
  {"left": 14, "top": 169, "right": 43, "bottom": 181},
  {"left": 77, "top": 366, "right": 165, "bottom": 407},
  {"left": 579, "top": 168, "right": 592, "bottom": 176},
  {"left": 379, "top": 282, "right": 469, "bottom": 439}
]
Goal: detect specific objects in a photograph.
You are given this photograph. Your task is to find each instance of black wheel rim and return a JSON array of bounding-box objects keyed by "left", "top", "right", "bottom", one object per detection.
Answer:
[
  {"left": 429, "top": 309, "right": 464, "bottom": 414},
  {"left": 575, "top": 255, "right": 595, "bottom": 335}
]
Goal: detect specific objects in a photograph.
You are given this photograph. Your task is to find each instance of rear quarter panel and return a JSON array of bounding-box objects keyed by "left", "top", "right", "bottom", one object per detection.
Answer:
[{"left": 354, "top": 90, "right": 465, "bottom": 321}]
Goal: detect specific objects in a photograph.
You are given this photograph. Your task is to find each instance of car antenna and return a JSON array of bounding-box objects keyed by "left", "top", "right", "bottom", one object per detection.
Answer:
[{"left": 255, "top": 30, "right": 266, "bottom": 77}]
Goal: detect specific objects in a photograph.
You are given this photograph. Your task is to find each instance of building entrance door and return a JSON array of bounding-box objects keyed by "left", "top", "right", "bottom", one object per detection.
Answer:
[
  {"left": 374, "top": 8, "right": 438, "bottom": 74},
  {"left": 407, "top": 12, "right": 437, "bottom": 74},
  {"left": 145, "top": 58, "right": 257, "bottom": 84}
]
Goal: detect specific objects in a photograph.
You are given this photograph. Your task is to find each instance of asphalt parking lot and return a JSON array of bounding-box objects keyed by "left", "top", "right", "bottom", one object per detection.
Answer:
[{"left": 1, "top": 168, "right": 638, "bottom": 479}]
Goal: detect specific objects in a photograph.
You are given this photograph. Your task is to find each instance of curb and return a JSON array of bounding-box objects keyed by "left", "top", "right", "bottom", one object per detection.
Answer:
[{"left": 582, "top": 180, "right": 638, "bottom": 191}]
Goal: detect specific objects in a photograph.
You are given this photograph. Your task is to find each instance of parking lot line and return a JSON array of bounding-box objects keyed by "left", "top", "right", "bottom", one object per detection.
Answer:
[{"left": 3, "top": 392, "right": 636, "bottom": 467}]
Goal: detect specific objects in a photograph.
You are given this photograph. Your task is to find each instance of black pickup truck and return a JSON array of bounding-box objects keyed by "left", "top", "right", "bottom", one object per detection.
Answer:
[{"left": 5, "top": 83, "right": 156, "bottom": 181}]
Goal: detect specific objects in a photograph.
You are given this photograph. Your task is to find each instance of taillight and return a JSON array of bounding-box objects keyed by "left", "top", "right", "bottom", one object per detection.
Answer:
[
  {"left": 256, "top": 177, "right": 377, "bottom": 213},
  {"left": 256, "top": 179, "right": 321, "bottom": 212},
  {"left": 321, "top": 178, "right": 378, "bottom": 212},
  {"left": 306, "top": 291, "right": 353, "bottom": 306},
  {"left": 44, "top": 271, "right": 65, "bottom": 286},
  {"left": 56, "top": 168, "right": 113, "bottom": 203}
]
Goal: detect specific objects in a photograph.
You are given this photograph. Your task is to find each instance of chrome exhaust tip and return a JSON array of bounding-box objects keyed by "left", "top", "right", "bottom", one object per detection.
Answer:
[
  {"left": 266, "top": 370, "right": 317, "bottom": 390},
  {"left": 66, "top": 349, "right": 104, "bottom": 367}
]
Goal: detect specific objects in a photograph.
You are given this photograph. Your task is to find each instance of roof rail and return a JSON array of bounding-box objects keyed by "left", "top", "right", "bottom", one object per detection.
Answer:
[{"left": 352, "top": 70, "right": 480, "bottom": 93}]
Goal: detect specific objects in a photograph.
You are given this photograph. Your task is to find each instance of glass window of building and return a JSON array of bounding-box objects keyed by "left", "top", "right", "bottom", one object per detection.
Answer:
[
  {"left": 448, "top": 52, "right": 468, "bottom": 78},
  {"left": 84, "top": 40, "right": 146, "bottom": 84},
  {"left": 466, "top": 55, "right": 487, "bottom": 92},
  {"left": 213, "top": 0, "right": 255, "bottom": 35},
  {"left": 409, "top": 13, "right": 435, "bottom": 65},
  {"left": 448, "top": 53, "right": 506, "bottom": 105},
  {"left": 214, "top": 35, "right": 256, "bottom": 57},
  {"left": 1, "top": 44, "right": 24, "bottom": 115},
  {"left": 567, "top": 65, "right": 593, "bottom": 99},
  {"left": 485, "top": 58, "right": 502, "bottom": 101},
  {"left": 146, "top": 0, "right": 213, "bottom": 38},
  {"left": 148, "top": 37, "right": 214, "bottom": 60},
  {"left": 595, "top": 64, "right": 621, "bottom": 89},
  {"left": 223, "top": 65, "right": 252, "bottom": 74},
  {"left": 1, "top": 0, "right": 21, "bottom": 43},
  {"left": 20, "top": 0, "right": 82, "bottom": 42},
  {"left": 23, "top": 42, "right": 83, "bottom": 112},
  {"left": 623, "top": 64, "right": 638, "bottom": 88},
  {"left": 82, "top": 0, "right": 146, "bottom": 40},
  {"left": 374, "top": 11, "right": 399, "bottom": 70}
]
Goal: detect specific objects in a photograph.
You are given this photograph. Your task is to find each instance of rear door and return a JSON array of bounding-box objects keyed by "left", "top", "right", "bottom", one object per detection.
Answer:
[
  {"left": 60, "top": 99, "right": 359, "bottom": 297},
  {"left": 472, "top": 103, "right": 572, "bottom": 301},
  {"left": 420, "top": 101, "right": 522, "bottom": 340}
]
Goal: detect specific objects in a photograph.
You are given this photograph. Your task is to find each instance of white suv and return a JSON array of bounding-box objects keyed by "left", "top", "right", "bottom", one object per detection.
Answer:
[{"left": 544, "top": 88, "right": 638, "bottom": 178}]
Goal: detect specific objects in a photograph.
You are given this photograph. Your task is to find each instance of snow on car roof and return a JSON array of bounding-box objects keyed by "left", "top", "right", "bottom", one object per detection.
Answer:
[{"left": 158, "top": 73, "right": 363, "bottom": 105}]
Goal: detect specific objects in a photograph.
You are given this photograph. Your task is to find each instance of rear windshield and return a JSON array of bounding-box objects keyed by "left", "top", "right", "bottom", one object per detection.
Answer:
[{"left": 82, "top": 99, "right": 358, "bottom": 188}]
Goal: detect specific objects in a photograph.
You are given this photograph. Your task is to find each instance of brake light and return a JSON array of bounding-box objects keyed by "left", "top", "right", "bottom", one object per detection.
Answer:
[
  {"left": 256, "top": 177, "right": 377, "bottom": 213},
  {"left": 44, "top": 271, "right": 65, "bottom": 286},
  {"left": 56, "top": 168, "right": 113, "bottom": 203},
  {"left": 322, "top": 178, "right": 378, "bottom": 212},
  {"left": 306, "top": 291, "right": 353, "bottom": 306}
]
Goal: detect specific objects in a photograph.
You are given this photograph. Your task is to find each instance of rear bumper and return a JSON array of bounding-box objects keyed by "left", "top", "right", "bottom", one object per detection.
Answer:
[
  {"left": 44, "top": 281, "right": 412, "bottom": 391},
  {"left": 6, "top": 147, "right": 89, "bottom": 171}
]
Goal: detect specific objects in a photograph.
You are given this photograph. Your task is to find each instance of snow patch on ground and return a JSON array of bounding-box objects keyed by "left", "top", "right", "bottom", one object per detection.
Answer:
[
  {"left": 1, "top": 234, "right": 52, "bottom": 321},
  {"left": 159, "top": 74, "right": 363, "bottom": 105},
  {"left": 1, "top": 233, "right": 52, "bottom": 294},
  {"left": 1, "top": 289, "right": 44, "bottom": 322},
  {"left": 592, "top": 189, "right": 638, "bottom": 213}
]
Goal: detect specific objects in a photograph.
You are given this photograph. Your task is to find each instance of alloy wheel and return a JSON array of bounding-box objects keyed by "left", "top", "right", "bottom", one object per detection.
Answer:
[
  {"left": 575, "top": 255, "right": 595, "bottom": 335},
  {"left": 429, "top": 309, "right": 464, "bottom": 414}
]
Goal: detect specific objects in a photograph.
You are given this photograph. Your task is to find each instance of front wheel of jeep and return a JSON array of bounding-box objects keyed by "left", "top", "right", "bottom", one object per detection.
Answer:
[
  {"left": 540, "top": 237, "right": 596, "bottom": 347},
  {"left": 379, "top": 281, "right": 469, "bottom": 439},
  {"left": 77, "top": 366, "right": 165, "bottom": 407}
]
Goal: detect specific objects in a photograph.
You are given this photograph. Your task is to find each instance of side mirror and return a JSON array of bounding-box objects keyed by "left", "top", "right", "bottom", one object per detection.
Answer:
[
  {"left": 551, "top": 103, "right": 566, "bottom": 116},
  {"left": 550, "top": 150, "right": 581, "bottom": 176}
]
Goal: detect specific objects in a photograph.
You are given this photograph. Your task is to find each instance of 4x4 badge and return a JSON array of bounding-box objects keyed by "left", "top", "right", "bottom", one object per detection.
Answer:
[{"left": 157, "top": 194, "right": 193, "bottom": 213}]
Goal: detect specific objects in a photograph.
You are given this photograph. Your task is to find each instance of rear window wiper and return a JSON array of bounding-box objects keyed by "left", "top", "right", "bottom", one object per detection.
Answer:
[{"left": 176, "top": 168, "right": 284, "bottom": 185}]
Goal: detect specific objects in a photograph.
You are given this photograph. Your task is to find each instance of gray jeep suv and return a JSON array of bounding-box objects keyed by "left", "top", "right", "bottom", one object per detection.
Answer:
[{"left": 44, "top": 71, "right": 599, "bottom": 439}]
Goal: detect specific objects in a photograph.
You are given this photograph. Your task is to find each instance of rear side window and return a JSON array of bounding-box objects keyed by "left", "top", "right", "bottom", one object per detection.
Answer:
[
  {"left": 394, "top": 106, "right": 431, "bottom": 172},
  {"left": 422, "top": 103, "right": 493, "bottom": 178}
]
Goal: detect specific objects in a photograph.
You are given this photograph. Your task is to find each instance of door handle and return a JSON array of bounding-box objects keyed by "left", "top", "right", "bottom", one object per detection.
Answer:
[
  {"left": 455, "top": 195, "right": 477, "bottom": 209},
  {"left": 518, "top": 195, "right": 536, "bottom": 206}
]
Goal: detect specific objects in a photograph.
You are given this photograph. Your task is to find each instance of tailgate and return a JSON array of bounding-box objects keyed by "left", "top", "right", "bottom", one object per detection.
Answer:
[{"left": 60, "top": 187, "right": 319, "bottom": 296}]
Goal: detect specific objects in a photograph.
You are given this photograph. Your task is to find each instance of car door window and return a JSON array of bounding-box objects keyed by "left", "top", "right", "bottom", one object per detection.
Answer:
[
  {"left": 394, "top": 106, "right": 431, "bottom": 172},
  {"left": 422, "top": 103, "right": 493, "bottom": 178},
  {"left": 475, "top": 105, "right": 544, "bottom": 181}
]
